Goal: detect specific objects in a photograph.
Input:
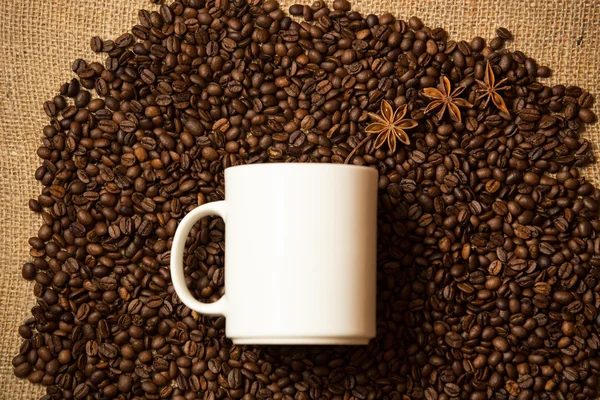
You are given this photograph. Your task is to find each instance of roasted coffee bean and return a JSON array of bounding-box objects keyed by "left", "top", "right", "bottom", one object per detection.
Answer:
[
  {"left": 90, "top": 36, "right": 102, "bottom": 53},
  {"left": 73, "top": 383, "right": 89, "bottom": 399},
  {"left": 496, "top": 27, "right": 513, "bottom": 40}
]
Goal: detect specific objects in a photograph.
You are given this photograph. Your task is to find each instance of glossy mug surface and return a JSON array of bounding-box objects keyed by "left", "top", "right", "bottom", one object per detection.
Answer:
[{"left": 170, "top": 163, "right": 378, "bottom": 345}]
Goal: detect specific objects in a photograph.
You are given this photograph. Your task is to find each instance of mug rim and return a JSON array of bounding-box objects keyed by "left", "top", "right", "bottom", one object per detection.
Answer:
[{"left": 225, "top": 162, "right": 377, "bottom": 173}]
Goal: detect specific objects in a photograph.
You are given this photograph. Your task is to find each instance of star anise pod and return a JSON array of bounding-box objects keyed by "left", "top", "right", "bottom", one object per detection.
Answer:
[
  {"left": 344, "top": 100, "right": 417, "bottom": 163},
  {"left": 476, "top": 61, "right": 510, "bottom": 114},
  {"left": 423, "top": 76, "right": 473, "bottom": 122},
  {"left": 364, "top": 100, "right": 417, "bottom": 153}
]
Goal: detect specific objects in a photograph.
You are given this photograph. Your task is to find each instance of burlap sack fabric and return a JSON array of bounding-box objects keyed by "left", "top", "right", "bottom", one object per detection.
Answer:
[{"left": 0, "top": 0, "right": 598, "bottom": 397}]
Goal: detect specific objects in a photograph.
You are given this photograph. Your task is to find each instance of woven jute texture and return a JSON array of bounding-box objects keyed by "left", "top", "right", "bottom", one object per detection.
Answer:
[{"left": 0, "top": 0, "right": 598, "bottom": 397}]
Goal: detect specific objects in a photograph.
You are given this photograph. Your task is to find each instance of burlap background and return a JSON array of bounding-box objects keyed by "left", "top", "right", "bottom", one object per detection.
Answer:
[{"left": 0, "top": 0, "right": 598, "bottom": 397}]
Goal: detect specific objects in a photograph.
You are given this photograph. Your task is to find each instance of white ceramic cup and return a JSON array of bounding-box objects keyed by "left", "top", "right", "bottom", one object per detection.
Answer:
[{"left": 170, "top": 163, "right": 378, "bottom": 345}]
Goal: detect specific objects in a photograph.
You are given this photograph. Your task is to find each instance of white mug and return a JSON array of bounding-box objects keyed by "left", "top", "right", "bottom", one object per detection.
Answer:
[{"left": 170, "top": 163, "right": 378, "bottom": 345}]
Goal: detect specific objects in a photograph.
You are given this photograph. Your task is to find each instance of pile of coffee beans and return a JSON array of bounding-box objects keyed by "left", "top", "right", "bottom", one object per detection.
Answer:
[{"left": 13, "top": 0, "right": 600, "bottom": 398}]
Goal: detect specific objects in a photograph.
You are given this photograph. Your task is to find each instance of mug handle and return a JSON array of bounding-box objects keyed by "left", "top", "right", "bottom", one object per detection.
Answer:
[{"left": 171, "top": 200, "right": 228, "bottom": 316}]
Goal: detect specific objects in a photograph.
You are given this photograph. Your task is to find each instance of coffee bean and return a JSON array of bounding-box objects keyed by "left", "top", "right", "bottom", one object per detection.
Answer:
[
  {"left": 73, "top": 383, "right": 89, "bottom": 399},
  {"left": 444, "top": 331, "right": 463, "bottom": 348},
  {"left": 289, "top": 4, "right": 303, "bottom": 15},
  {"left": 579, "top": 108, "right": 596, "bottom": 123},
  {"left": 27, "top": 370, "right": 44, "bottom": 384},
  {"left": 117, "top": 374, "right": 133, "bottom": 392},
  {"left": 228, "top": 368, "right": 243, "bottom": 389},
  {"left": 444, "top": 383, "right": 460, "bottom": 397},
  {"left": 21, "top": 263, "right": 36, "bottom": 281},
  {"left": 519, "top": 107, "right": 541, "bottom": 121},
  {"left": 90, "top": 36, "right": 102, "bottom": 52},
  {"left": 492, "top": 336, "right": 510, "bottom": 352},
  {"left": 496, "top": 27, "right": 513, "bottom": 40},
  {"left": 14, "top": 363, "right": 31, "bottom": 378}
]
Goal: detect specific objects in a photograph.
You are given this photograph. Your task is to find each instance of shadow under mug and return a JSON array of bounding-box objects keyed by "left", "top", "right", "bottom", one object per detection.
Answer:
[{"left": 170, "top": 163, "right": 378, "bottom": 345}]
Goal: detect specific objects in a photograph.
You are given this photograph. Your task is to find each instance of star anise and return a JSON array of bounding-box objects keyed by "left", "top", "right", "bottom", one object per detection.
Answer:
[
  {"left": 344, "top": 100, "right": 417, "bottom": 163},
  {"left": 476, "top": 61, "right": 510, "bottom": 114},
  {"left": 423, "top": 76, "right": 473, "bottom": 122},
  {"left": 365, "top": 100, "right": 417, "bottom": 153}
]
